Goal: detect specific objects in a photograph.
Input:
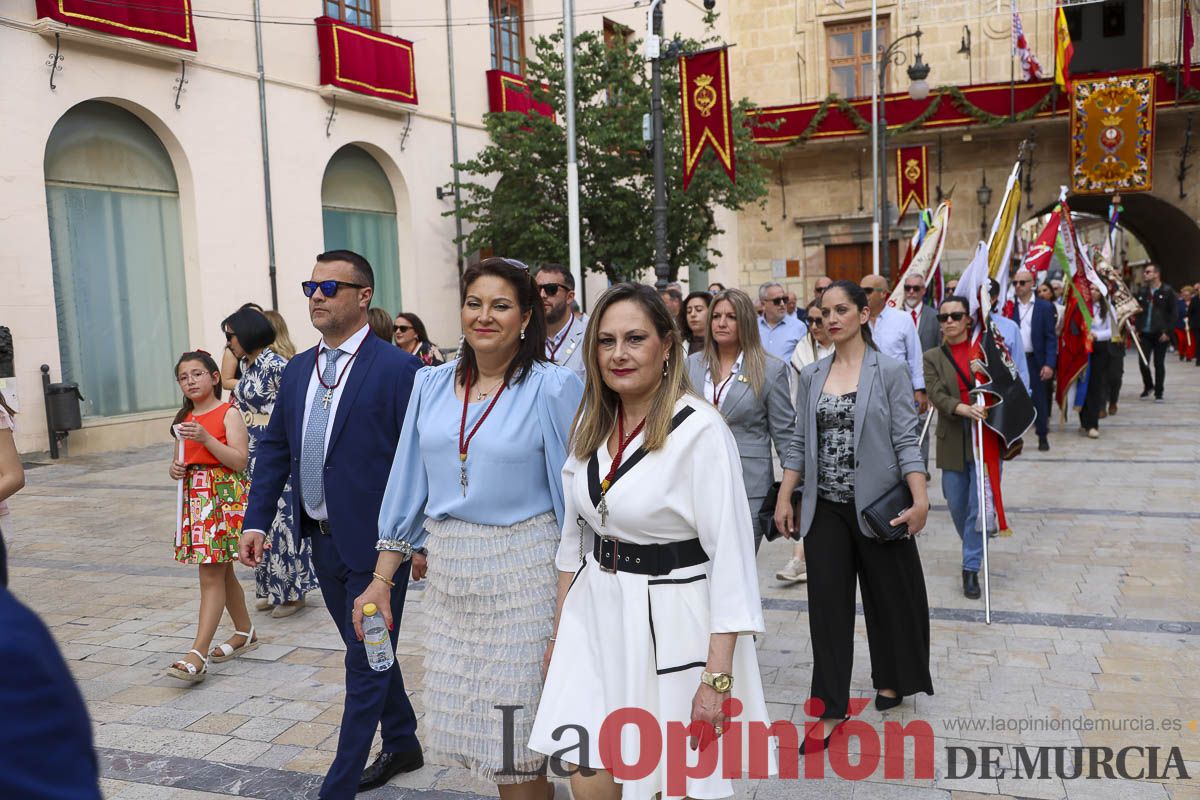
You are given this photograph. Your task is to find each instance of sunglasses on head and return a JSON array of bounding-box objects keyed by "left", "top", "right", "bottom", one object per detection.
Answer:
[
  {"left": 539, "top": 282, "right": 569, "bottom": 297},
  {"left": 301, "top": 280, "right": 366, "bottom": 298},
  {"left": 394, "top": 324, "right": 413, "bottom": 334},
  {"left": 936, "top": 311, "right": 968, "bottom": 323}
]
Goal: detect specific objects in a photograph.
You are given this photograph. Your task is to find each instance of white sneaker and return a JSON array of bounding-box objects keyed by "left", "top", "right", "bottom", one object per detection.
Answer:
[
  {"left": 1087, "top": 428, "right": 1100, "bottom": 439},
  {"left": 776, "top": 557, "right": 808, "bottom": 583}
]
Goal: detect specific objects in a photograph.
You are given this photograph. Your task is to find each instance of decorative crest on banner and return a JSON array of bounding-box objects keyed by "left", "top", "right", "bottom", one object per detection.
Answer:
[
  {"left": 1070, "top": 73, "right": 1154, "bottom": 194},
  {"left": 895, "top": 145, "right": 928, "bottom": 218},
  {"left": 679, "top": 47, "right": 736, "bottom": 190}
]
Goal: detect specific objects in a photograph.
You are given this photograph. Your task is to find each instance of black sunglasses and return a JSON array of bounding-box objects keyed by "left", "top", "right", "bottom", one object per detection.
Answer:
[
  {"left": 768, "top": 297, "right": 788, "bottom": 305},
  {"left": 539, "top": 282, "right": 569, "bottom": 297},
  {"left": 807, "top": 316, "right": 824, "bottom": 326},
  {"left": 861, "top": 287, "right": 878, "bottom": 294},
  {"left": 904, "top": 285, "right": 923, "bottom": 293},
  {"left": 301, "top": 280, "right": 366, "bottom": 298},
  {"left": 936, "top": 311, "right": 968, "bottom": 323},
  {"left": 1013, "top": 279, "right": 1031, "bottom": 286},
  {"left": 394, "top": 324, "right": 413, "bottom": 334},
  {"left": 814, "top": 286, "right": 827, "bottom": 294}
]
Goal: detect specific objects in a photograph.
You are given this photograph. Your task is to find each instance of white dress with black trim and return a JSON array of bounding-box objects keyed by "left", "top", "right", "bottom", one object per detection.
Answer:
[{"left": 528, "top": 397, "right": 776, "bottom": 800}]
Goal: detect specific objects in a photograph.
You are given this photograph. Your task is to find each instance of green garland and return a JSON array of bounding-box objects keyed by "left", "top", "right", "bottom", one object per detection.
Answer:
[{"left": 1154, "top": 62, "right": 1200, "bottom": 104}]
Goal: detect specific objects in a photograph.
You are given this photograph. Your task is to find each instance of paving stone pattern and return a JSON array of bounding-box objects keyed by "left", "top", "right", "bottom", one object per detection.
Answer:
[{"left": 6, "top": 360, "right": 1199, "bottom": 799}]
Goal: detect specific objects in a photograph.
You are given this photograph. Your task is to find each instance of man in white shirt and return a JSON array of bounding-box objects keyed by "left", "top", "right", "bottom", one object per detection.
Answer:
[
  {"left": 535, "top": 264, "right": 586, "bottom": 381},
  {"left": 861, "top": 274, "right": 928, "bottom": 413},
  {"left": 757, "top": 281, "right": 808, "bottom": 362}
]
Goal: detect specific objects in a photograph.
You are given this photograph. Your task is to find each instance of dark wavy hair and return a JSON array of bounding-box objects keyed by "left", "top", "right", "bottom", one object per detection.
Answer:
[
  {"left": 171, "top": 350, "right": 223, "bottom": 432},
  {"left": 821, "top": 280, "right": 877, "bottom": 349},
  {"left": 457, "top": 257, "right": 547, "bottom": 387},
  {"left": 677, "top": 290, "right": 712, "bottom": 351},
  {"left": 396, "top": 312, "right": 433, "bottom": 346}
]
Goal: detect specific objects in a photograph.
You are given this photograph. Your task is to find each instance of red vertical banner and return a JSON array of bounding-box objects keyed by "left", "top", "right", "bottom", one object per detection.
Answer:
[
  {"left": 679, "top": 47, "right": 736, "bottom": 191},
  {"left": 895, "top": 145, "right": 928, "bottom": 218}
]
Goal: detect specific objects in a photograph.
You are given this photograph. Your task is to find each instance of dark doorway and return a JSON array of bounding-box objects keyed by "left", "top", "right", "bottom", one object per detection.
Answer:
[{"left": 1063, "top": 0, "right": 1144, "bottom": 73}]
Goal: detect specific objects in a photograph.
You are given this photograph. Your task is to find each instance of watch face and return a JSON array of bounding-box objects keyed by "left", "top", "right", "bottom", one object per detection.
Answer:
[{"left": 713, "top": 674, "right": 732, "bottom": 692}]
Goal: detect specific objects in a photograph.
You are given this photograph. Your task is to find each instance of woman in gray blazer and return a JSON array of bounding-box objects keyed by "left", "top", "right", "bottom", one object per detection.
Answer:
[
  {"left": 686, "top": 288, "right": 795, "bottom": 551},
  {"left": 773, "top": 280, "right": 932, "bottom": 751}
]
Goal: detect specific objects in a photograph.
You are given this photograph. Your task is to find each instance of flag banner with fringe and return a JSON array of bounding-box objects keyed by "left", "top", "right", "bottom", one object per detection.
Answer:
[{"left": 1070, "top": 73, "right": 1155, "bottom": 194}]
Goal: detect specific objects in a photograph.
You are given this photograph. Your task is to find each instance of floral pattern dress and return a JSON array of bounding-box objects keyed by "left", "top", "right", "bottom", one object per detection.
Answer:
[{"left": 233, "top": 348, "right": 318, "bottom": 604}]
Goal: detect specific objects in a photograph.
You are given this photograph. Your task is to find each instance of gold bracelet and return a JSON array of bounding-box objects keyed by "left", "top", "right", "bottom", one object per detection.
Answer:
[{"left": 372, "top": 572, "right": 396, "bottom": 588}]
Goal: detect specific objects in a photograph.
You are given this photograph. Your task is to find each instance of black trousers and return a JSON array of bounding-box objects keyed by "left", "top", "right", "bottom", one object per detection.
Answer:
[
  {"left": 1138, "top": 332, "right": 1169, "bottom": 398},
  {"left": 0, "top": 526, "right": 7, "bottom": 588},
  {"left": 1106, "top": 341, "right": 1125, "bottom": 406},
  {"left": 1079, "top": 343, "right": 1111, "bottom": 430},
  {"left": 804, "top": 498, "right": 933, "bottom": 719}
]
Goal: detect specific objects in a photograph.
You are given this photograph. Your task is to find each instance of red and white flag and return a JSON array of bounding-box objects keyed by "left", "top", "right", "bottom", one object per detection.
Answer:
[{"left": 1012, "top": 5, "right": 1045, "bottom": 81}]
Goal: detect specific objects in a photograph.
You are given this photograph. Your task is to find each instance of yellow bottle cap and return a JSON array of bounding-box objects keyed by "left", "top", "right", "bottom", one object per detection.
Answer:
[{"left": 363, "top": 603, "right": 378, "bottom": 617}]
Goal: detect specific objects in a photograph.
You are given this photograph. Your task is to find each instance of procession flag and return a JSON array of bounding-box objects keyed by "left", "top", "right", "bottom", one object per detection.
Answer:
[
  {"left": 679, "top": 47, "right": 736, "bottom": 191},
  {"left": 1185, "top": 0, "right": 1197, "bottom": 91},
  {"left": 1054, "top": 206, "right": 1100, "bottom": 412},
  {"left": 1054, "top": 4, "right": 1074, "bottom": 94},
  {"left": 986, "top": 159, "right": 1023, "bottom": 306},
  {"left": 1012, "top": 7, "right": 1045, "bottom": 81},
  {"left": 895, "top": 146, "right": 929, "bottom": 218},
  {"left": 887, "top": 202, "right": 950, "bottom": 309},
  {"left": 1022, "top": 206, "right": 1063, "bottom": 280}
]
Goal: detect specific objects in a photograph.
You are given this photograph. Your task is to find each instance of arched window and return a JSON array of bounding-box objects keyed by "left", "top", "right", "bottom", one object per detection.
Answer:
[
  {"left": 321, "top": 145, "right": 402, "bottom": 314},
  {"left": 45, "top": 101, "right": 189, "bottom": 418}
]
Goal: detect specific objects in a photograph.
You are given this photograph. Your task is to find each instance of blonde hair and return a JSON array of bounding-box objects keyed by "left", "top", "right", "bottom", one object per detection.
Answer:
[
  {"left": 571, "top": 283, "right": 694, "bottom": 459},
  {"left": 701, "top": 288, "right": 767, "bottom": 397},
  {"left": 262, "top": 310, "right": 296, "bottom": 360}
]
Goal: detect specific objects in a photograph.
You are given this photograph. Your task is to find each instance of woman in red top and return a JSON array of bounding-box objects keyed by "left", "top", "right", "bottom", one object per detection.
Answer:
[{"left": 167, "top": 351, "right": 254, "bottom": 683}]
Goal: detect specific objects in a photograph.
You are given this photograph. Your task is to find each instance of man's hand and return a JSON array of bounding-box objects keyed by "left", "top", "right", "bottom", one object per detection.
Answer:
[
  {"left": 1040, "top": 365, "right": 1054, "bottom": 381},
  {"left": 914, "top": 390, "right": 930, "bottom": 415},
  {"left": 239, "top": 530, "right": 267, "bottom": 568},
  {"left": 1160, "top": 333, "right": 1170, "bottom": 343}
]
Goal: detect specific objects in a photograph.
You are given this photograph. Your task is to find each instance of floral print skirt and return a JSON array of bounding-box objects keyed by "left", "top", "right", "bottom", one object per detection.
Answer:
[
  {"left": 175, "top": 465, "right": 247, "bottom": 565},
  {"left": 253, "top": 480, "right": 318, "bottom": 604}
]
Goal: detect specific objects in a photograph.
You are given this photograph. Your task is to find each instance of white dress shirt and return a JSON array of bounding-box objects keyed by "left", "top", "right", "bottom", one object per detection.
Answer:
[
  {"left": 1016, "top": 298, "right": 1035, "bottom": 353},
  {"left": 703, "top": 352, "right": 743, "bottom": 410},
  {"left": 1090, "top": 303, "right": 1113, "bottom": 342},
  {"left": 869, "top": 305, "right": 925, "bottom": 391},
  {"left": 301, "top": 323, "right": 371, "bottom": 520}
]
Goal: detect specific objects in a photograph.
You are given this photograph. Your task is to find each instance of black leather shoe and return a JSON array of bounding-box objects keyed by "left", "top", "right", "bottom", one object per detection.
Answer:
[
  {"left": 963, "top": 570, "right": 981, "bottom": 599},
  {"left": 875, "top": 692, "right": 903, "bottom": 711},
  {"left": 798, "top": 716, "right": 849, "bottom": 755},
  {"left": 1037, "top": 437, "right": 1050, "bottom": 452},
  {"left": 360, "top": 749, "right": 424, "bottom": 791}
]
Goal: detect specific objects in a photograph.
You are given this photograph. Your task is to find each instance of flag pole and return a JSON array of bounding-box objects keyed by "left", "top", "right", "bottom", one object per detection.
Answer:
[
  {"left": 974, "top": 398, "right": 991, "bottom": 625},
  {"left": 1125, "top": 320, "right": 1149, "bottom": 368},
  {"left": 174, "top": 431, "right": 185, "bottom": 549},
  {"left": 917, "top": 408, "right": 934, "bottom": 448}
]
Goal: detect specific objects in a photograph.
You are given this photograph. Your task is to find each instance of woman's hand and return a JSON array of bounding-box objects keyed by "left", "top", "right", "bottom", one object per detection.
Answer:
[
  {"left": 168, "top": 460, "right": 187, "bottom": 480},
  {"left": 955, "top": 402, "right": 987, "bottom": 421},
  {"left": 175, "top": 421, "right": 211, "bottom": 445},
  {"left": 689, "top": 683, "right": 728, "bottom": 751},
  {"left": 410, "top": 552, "right": 428, "bottom": 581},
  {"left": 774, "top": 493, "right": 796, "bottom": 541},
  {"left": 891, "top": 502, "right": 929, "bottom": 536},
  {"left": 351, "top": 580, "right": 393, "bottom": 641}
]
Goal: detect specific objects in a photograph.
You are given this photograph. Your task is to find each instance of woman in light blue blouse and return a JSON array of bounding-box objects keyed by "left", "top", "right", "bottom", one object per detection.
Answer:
[{"left": 354, "top": 258, "right": 583, "bottom": 798}]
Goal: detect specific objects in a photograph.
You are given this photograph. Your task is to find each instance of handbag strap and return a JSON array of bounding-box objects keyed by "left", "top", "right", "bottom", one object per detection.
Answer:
[{"left": 941, "top": 343, "right": 976, "bottom": 392}]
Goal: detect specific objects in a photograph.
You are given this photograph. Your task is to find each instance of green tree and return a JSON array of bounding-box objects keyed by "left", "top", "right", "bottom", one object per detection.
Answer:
[{"left": 453, "top": 27, "right": 772, "bottom": 283}]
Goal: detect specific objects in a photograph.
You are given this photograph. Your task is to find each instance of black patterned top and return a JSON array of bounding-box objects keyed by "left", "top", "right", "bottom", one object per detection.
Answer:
[{"left": 816, "top": 392, "right": 857, "bottom": 503}]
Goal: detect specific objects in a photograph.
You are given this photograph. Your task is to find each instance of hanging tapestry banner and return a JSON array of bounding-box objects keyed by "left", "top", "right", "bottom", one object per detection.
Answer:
[
  {"left": 315, "top": 16, "right": 418, "bottom": 105},
  {"left": 895, "top": 145, "right": 928, "bottom": 218},
  {"left": 35, "top": 0, "right": 197, "bottom": 51},
  {"left": 679, "top": 47, "right": 736, "bottom": 191},
  {"left": 1070, "top": 72, "right": 1154, "bottom": 194}
]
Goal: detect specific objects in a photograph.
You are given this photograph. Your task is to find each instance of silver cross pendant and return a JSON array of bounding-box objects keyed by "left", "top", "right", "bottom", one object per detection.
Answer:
[
  {"left": 321, "top": 389, "right": 333, "bottom": 410},
  {"left": 460, "top": 465, "right": 468, "bottom": 497},
  {"left": 597, "top": 494, "right": 609, "bottom": 527}
]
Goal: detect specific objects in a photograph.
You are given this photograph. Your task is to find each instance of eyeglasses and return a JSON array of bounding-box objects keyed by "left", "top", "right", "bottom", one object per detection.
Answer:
[
  {"left": 1013, "top": 279, "right": 1031, "bottom": 286},
  {"left": 904, "top": 285, "right": 923, "bottom": 293},
  {"left": 768, "top": 297, "right": 788, "bottom": 305},
  {"left": 301, "top": 280, "right": 366, "bottom": 298},
  {"left": 394, "top": 324, "right": 413, "bottom": 334},
  {"left": 177, "top": 370, "right": 212, "bottom": 384},
  {"left": 936, "top": 311, "right": 968, "bottom": 323},
  {"left": 538, "top": 282, "right": 569, "bottom": 297}
]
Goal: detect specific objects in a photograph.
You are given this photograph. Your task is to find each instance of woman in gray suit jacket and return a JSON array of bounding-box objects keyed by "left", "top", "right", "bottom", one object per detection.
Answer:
[
  {"left": 773, "top": 281, "right": 933, "bottom": 751},
  {"left": 687, "top": 288, "right": 795, "bottom": 551}
]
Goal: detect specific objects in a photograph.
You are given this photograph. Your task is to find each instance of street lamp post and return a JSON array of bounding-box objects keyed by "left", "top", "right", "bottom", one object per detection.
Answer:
[
  {"left": 977, "top": 171, "right": 992, "bottom": 240},
  {"left": 876, "top": 28, "right": 930, "bottom": 279},
  {"left": 647, "top": 0, "right": 669, "bottom": 291}
]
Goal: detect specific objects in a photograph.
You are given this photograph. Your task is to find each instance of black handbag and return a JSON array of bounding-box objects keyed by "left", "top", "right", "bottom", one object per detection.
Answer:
[
  {"left": 758, "top": 482, "right": 803, "bottom": 542},
  {"left": 859, "top": 481, "right": 917, "bottom": 542}
]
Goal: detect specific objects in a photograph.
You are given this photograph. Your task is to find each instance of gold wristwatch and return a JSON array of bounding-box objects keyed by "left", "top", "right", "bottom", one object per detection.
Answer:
[{"left": 700, "top": 671, "right": 733, "bottom": 693}]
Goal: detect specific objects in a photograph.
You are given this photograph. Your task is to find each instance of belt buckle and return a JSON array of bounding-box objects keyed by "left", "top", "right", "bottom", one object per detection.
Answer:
[{"left": 598, "top": 536, "right": 619, "bottom": 573}]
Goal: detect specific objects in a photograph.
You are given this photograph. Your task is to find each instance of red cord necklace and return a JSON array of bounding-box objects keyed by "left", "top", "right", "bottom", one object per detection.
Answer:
[
  {"left": 597, "top": 401, "right": 646, "bottom": 526},
  {"left": 313, "top": 333, "right": 369, "bottom": 410},
  {"left": 712, "top": 369, "right": 737, "bottom": 409},
  {"left": 458, "top": 365, "right": 507, "bottom": 497},
  {"left": 546, "top": 314, "right": 576, "bottom": 362}
]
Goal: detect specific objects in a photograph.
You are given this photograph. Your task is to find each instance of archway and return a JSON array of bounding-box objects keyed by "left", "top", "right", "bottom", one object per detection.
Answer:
[
  {"left": 321, "top": 145, "right": 402, "bottom": 314},
  {"left": 44, "top": 100, "right": 190, "bottom": 418}
]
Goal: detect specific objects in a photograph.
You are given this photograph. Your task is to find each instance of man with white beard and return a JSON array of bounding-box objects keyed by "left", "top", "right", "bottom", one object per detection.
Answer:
[{"left": 903, "top": 272, "right": 941, "bottom": 353}]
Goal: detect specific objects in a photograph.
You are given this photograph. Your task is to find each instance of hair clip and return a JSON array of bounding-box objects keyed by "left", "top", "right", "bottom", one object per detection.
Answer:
[{"left": 501, "top": 257, "right": 530, "bottom": 272}]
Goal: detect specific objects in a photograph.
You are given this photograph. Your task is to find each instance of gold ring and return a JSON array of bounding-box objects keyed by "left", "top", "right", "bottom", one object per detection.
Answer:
[{"left": 714, "top": 725, "right": 723, "bottom": 736}]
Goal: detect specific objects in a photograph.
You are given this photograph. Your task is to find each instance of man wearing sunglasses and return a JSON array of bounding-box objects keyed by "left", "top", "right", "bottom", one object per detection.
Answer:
[
  {"left": 903, "top": 274, "right": 941, "bottom": 353},
  {"left": 757, "top": 281, "right": 808, "bottom": 362},
  {"left": 1004, "top": 268, "right": 1057, "bottom": 451},
  {"left": 534, "top": 264, "right": 587, "bottom": 381},
  {"left": 240, "top": 250, "right": 425, "bottom": 796}
]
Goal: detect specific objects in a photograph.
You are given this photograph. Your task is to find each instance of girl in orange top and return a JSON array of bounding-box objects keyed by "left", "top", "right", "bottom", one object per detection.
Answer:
[{"left": 167, "top": 350, "right": 256, "bottom": 683}]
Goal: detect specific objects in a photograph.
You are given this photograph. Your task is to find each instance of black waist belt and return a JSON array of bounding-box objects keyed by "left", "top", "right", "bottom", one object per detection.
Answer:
[{"left": 593, "top": 535, "right": 708, "bottom": 576}]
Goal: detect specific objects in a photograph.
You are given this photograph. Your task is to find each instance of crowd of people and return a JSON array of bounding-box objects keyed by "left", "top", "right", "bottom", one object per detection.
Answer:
[{"left": 0, "top": 245, "right": 1191, "bottom": 800}]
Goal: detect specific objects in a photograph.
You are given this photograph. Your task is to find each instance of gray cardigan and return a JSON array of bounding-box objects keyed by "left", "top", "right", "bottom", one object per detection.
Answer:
[
  {"left": 782, "top": 347, "right": 924, "bottom": 539},
  {"left": 686, "top": 352, "right": 795, "bottom": 502}
]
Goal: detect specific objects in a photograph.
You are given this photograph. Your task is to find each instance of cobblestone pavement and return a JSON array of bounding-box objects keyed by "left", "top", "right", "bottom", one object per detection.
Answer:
[{"left": 6, "top": 358, "right": 1199, "bottom": 800}]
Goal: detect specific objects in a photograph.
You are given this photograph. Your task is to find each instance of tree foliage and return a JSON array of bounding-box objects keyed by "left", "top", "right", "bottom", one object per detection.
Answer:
[{"left": 452, "top": 26, "right": 772, "bottom": 282}]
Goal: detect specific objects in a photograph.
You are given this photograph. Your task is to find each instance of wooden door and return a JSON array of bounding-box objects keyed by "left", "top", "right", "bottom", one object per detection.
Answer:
[{"left": 823, "top": 242, "right": 900, "bottom": 283}]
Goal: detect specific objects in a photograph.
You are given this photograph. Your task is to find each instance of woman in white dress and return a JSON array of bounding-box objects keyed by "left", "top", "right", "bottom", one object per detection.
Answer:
[{"left": 530, "top": 282, "right": 775, "bottom": 800}]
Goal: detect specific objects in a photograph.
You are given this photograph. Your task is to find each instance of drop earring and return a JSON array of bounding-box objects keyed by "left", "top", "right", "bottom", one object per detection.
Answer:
[
  {"left": 520, "top": 328, "right": 527, "bottom": 340},
  {"left": 662, "top": 357, "right": 669, "bottom": 377}
]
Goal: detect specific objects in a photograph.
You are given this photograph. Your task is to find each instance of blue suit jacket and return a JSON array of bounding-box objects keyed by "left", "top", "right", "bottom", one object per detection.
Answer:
[
  {"left": 0, "top": 588, "right": 101, "bottom": 800},
  {"left": 244, "top": 331, "right": 421, "bottom": 573},
  {"left": 1007, "top": 298, "right": 1058, "bottom": 370}
]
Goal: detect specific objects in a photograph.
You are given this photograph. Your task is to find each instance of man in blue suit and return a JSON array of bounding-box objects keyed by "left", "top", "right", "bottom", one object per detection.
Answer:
[
  {"left": 240, "top": 250, "right": 422, "bottom": 799},
  {"left": 1006, "top": 269, "right": 1057, "bottom": 451}
]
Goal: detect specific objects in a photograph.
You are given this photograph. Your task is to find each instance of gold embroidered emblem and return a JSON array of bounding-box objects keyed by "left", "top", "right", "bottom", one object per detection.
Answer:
[
  {"left": 904, "top": 158, "right": 921, "bottom": 183},
  {"left": 693, "top": 74, "right": 717, "bottom": 118}
]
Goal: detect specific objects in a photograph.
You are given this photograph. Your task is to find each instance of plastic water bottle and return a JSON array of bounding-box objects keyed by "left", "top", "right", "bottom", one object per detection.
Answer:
[{"left": 361, "top": 603, "right": 394, "bottom": 672}]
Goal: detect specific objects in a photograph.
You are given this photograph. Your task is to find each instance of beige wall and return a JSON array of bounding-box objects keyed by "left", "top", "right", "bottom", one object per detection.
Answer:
[{"left": 0, "top": 0, "right": 729, "bottom": 455}]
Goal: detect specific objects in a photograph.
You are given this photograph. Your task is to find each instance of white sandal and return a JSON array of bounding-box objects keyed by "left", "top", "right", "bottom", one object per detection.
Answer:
[
  {"left": 167, "top": 649, "right": 209, "bottom": 683},
  {"left": 209, "top": 625, "right": 259, "bottom": 663}
]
